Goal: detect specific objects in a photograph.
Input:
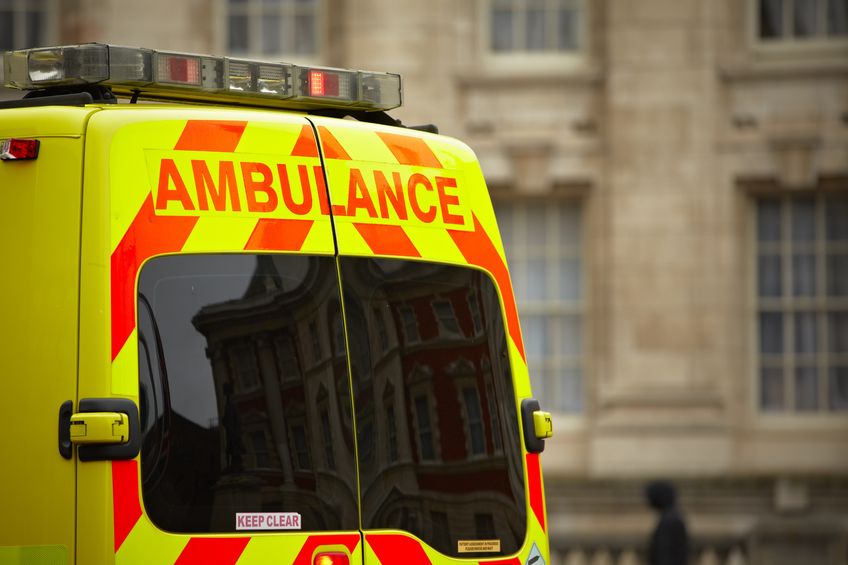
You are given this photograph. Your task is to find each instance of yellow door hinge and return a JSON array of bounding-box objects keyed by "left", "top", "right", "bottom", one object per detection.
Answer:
[
  {"left": 533, "top": 410, "right": 553, "bottom": 439},
  {"left": 69, "top": 412, "right": 130, "bottom": 445}
]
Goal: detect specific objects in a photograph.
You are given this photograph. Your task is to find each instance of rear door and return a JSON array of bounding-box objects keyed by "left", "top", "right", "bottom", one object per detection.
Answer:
[
  {"left": 312, "top": 117, "right": 549, "bottom": 565},
  {"left": 77, "top": 108, "right": 362, "bottom": 564},
  {"left": 0, "top": 108, "right": 91, "bottom": 565}
]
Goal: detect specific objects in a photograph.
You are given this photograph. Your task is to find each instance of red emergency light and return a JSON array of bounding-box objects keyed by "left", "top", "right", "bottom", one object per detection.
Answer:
[
  {"left": 308, "top": 69, "right": 339, "bottom": 97},
  {"left": 156, "top": 54, "right": 202, "bottom": 86},
  {"left": 0, "top": 138, "right": 40, "bottom": 160}
]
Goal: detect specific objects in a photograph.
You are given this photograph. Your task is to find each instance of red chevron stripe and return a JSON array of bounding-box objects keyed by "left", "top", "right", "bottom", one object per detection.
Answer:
[
  {"left": 367, "top": 534, "right": 431, "bottom": 565},
  {"left": 353, "top": 223, "right": 420, "bottom": 257},
  {"left": 173, "top": 537, "right": 250, "bottom": 565},
  {"left": 110, "top": 194, "right": 198, "bottom": 360},
  {"left": 527, "top": 452, "right": 545, "bottom": 532},
  {"left": 291, "top": 124, "right": 320, "bottom": 157},
  {"left": 245, "top": 218, "right": 315, "bottom": 251},
  {"left": 292, "top": 534, "right": 360, "bottom": 565},
  {"left": 447, "top": 214, "right": 525, "bottom": 361},
  {"left": 174, "top": 120, "right": 247, "bottom": 152},
  {"left": 377, "top": 132, "right": 442, "bottom": 169},
  {"left": 317, "top": 126, "right": 352, "bottom": 160},
  {"left": 112, "top": 460, "right": 142, "bottom": 552}
]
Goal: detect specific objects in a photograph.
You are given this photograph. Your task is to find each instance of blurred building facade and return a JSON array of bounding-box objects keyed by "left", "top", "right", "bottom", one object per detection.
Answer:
[{"left": 3, "top": 0, "right": 848, "bottom": 563}]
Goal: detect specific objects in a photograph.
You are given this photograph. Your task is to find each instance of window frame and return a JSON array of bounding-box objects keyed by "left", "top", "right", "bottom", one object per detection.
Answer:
[
  {"left": 230, "top": 342, "right": 262, "bottom": 393},
  {"left": 0, "top": 0, "right": 58, "bottom": 52},
  {"left": 432, "top": 298, "right": 464, "bottom": 339},
  {"left": 399, "top": 304, "right": 421, "bottom": 345},
  {"left": 480, "top": 0, "right": 589, "bottom": 72},
  {"left": 217, "top": 0, "right": 325, "bottom": 63},
  {"left": 750, "top": 191, "right": 848, "bottom": 422},
  {"left": 748, "top": 0, "right": 848, "bottom": 57},
  {"left": 494, "top": 199, "right": 586, "bottom": 413}
]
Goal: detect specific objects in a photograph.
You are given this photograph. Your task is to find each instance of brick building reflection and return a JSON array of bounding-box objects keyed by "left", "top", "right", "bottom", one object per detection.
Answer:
[
  {"left": 192, "top": 255, "right": 358, "bottom": 532},
  {"left": 194, "top": 256, "right": 525, "bottom": 553}
]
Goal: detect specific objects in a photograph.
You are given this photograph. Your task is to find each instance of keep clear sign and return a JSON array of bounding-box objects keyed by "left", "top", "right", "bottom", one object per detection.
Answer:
[{"left": 236, "top": 512, "right": 302, "bottom": 531}]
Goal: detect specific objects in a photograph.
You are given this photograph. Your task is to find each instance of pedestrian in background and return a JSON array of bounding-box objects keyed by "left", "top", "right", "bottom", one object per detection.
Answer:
[{"left": 645, "top": 480, "right": 689, "bottom": 565}]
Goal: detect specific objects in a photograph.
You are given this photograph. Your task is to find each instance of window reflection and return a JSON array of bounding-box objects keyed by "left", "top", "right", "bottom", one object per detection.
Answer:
[
  {"left": 138, "top": 254, "right": 358, "bottom": 533},
  {"left": 340, "top": 258, "right": 526, "bottom": 558}
]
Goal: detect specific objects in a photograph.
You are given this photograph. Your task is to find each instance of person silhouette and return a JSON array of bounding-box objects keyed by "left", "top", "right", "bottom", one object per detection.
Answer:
[{"left": 645, "top": 480, "right": 689, "bottom": 565}]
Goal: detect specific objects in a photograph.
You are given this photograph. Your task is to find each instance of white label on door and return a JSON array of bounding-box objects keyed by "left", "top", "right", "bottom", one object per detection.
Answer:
[{"left": 235, "top": 512, "right": 302, "bottom": 530}]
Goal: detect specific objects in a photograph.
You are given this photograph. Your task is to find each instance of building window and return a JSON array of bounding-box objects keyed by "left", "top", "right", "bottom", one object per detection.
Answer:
[
  {"left": 231, "top": 343, "right": 260, "bottom": 391},
  {"left": 468, "top": 291, "right": 484, "bottom": 335},
  {"left": 495, "top": 201, "right": 584, "bottom": 412},
  {"left": 333, "top": 313, "right": 345, "bottom": 357},
  {"left": 290, "top": 422, "right": 311, "bottom": 470},
  {"left": 758, "top": 0, "right": 848, "bottom": 41},
  {"left": 309, "top": 319, "right": 322, "bottom": 364},
  {"left": 386, "top": 404, "right": 398, "bottom": 462},
  {"left": 463, "top": 387, "right": 486, "bottom": 456},
  {"left": 400, "top": 305, "right": 421, "bottom": 344},
  {"left": 373, "top": 306, "right": 390, "bottom": 351},
  {"left": 755, "top": 194, "right": 848, "bottom": 413},
  {"left": 226, "top": 0, "right": 319, "bottom": 57},
  {"left": 485, "top": 382, "right": 503, "bottom": 451},
  {"left": 413, "top": 394, "right": 435, "bottom": 461},
  {"left": 489, "top": 0, "right": 582, "bottom": 54},
  {"left": 0, "top": 0, "right": 53, "bottom": 51},
  {"left": 320, "top": 409, "right": 335, "bottom": 470},
  {"left": 274, "top": 335, "right": 300, "bottom": 381},
  {"left": 433, "top": 299, "right": 462, "bottom": 337}
]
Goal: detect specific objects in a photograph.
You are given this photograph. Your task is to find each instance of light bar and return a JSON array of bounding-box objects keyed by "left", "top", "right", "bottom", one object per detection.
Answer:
[{"left": 1, "top": 44, "right": 402, "bottom": 111}]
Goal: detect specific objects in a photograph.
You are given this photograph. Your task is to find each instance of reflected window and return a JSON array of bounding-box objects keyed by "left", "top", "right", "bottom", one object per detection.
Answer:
[
  {"left": 230, "top": 344, "right": 260, "bottom": 391},
  {"left": 274, "top": 335, "right": 299, "bottom": 381},
  {"left": 374, "top": 306, "right": 390, "bottom": 351},
  {"left": 469, "top": 292, "right": 484, "bottom": 335},
  {"left": 386, "top": 404, "right": 398, "bottom": 463},
  {"left": 333, "top": 313, "right": 346, "bottom": 357},
  {"left": 320, "top": 408, "right": 335, "bottom": 470},
  {"left": 463, "top": 387, "right": 486, "bottom": 456},
  {"left": 434, "top": 299, "right": 463, "bottom": 337},
  {"left": 486, "top": 382, "right": 503, "bottom": 451},
  {"left": 290, "top": 422, "right": 311, "bottom": 470},
  {"left": 755, "top": 195, "right": 848, "bottom": 412},
  {"left": 339, "top": 257, "right": 526, "bottom": 558},
  {"left": 414, "top": 395, "right": 435, "bottom": 461},
  {"left": 137, "top": 254, "right": 357, "bottom": 533},
  {"left": 400, "top": 305, "right": 420, "bottom": 344},
  {"left": 309, "top": 319, "right": 322, "bottom": 364}
]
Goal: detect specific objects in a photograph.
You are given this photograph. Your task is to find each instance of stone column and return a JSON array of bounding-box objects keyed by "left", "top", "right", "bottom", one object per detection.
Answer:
[{"left": 256, "top": 333, "right": 294, "bottom": 484}]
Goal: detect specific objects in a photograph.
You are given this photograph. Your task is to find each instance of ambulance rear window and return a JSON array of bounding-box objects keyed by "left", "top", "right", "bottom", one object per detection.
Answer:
[
  {"left": 339, "top": 258, "right": 526, "bottom": 557},
  {"left": 137, "top": 254, "right": 359, "bottom": 533}
]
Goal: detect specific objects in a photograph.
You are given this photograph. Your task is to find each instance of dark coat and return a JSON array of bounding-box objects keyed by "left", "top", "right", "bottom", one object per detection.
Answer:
[{"left": 646, "top": 481, "right": 689, "bottom": 565}]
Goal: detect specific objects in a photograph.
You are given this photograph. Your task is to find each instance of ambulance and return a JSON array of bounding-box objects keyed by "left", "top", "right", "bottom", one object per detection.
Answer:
[{"left": 0, "top": 44, "right": 553, "bottom": 565}]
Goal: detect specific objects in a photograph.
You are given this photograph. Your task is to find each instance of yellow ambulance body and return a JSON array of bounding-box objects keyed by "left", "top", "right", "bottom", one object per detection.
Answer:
[{"left": 0, "top": 44, "right": 553, "bottom": 565}]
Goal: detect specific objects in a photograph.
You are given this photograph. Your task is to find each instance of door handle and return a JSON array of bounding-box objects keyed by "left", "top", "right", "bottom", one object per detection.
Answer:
[
  {"left": 70, "top": 412, "right": 130, "bottom": 444},
  {"left": 59, "top": 398, "right": 141, "bottom": 461}
]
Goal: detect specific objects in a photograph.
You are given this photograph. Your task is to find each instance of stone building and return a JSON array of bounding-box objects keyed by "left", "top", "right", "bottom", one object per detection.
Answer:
[{"left": 2, "top": 0, "right": 847, "bottom": 563}]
